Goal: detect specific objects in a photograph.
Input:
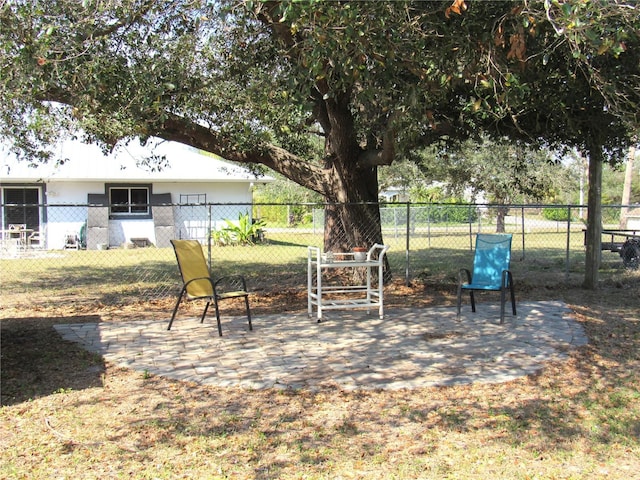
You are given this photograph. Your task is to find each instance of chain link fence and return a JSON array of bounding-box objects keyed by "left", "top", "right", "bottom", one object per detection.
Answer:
[{"left": 1, "top": 202, "right": 638, "bottom": 310}]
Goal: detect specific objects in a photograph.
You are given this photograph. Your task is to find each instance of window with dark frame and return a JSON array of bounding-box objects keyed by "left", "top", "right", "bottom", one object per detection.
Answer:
[
  {"left": 2, "top": 187, "right": 41, "bottom": 230},
  {"left": 108, "top": 186, "right": 150, "bottom": 216}
]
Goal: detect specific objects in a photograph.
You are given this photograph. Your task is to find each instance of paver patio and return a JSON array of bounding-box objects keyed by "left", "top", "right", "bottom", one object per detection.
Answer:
[{"left": 55, "top": 300, "right": 587, "bottom": 391}]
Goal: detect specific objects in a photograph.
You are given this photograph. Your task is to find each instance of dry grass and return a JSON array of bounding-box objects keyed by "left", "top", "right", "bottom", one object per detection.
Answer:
[{"left": 2, "top": 274, "right": 640, "bottom": 479}]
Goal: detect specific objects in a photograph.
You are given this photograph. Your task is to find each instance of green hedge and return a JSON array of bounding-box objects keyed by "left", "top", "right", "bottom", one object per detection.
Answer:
[
  {"left": 381, "top": 204, "right": 479, "bottom": 226},
  {"left": 542, "top": 207, "right": 572, "bottom": 222}
]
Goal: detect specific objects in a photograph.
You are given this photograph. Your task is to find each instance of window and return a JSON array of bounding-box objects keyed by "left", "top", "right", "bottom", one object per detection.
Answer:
[
  {"left": 108, "top": 185, "right": 150, "bottom": 217},
  {"left": 179, "top": 194, "right": 207, "bottom": 204},
  {"left": 2, "top": 187, "right": 41, "bottom": 230}
]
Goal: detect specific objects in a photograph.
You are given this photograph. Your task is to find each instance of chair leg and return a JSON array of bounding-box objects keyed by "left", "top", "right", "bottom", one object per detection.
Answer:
[
  {"left": 211, "top": 294, "right": 252, "bottom": 336},
  {"left": 457, "top": 269, "right": 472, "bottom": 317},
  {"left": 167, "top": 289, "right": 185, "bottom": 330},
  {"left": 201, "top": 302, "right": 211, "bottom": 323},
  {"left": 509, "top": 275, "right": 517, "bottom": 315},
  {"left": 244, "top": 295, "right": 253, "bottom": 331},
  {"left": 469, "top": 291, "right": 476, "bottom": 312},
  {"left": 213, "top": 300, "right": 223, "bottom": 337},
  {"left": 500, "top": 288, "right": 506, "bottom": 324}
]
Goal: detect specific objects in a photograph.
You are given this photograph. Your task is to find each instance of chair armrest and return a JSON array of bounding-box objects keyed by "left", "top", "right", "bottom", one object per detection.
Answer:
[
  {"left": 182, "top": 276, "right": 215, "bottom": 299},
  {"left": 214, "top": 275, "right": 249, "bottom": 294},
  {"left": 458, "top": 268, "right": 472, "bottom": 285},
  {"left": 501, "top": 269, "right": 514, "bottom": 288}
]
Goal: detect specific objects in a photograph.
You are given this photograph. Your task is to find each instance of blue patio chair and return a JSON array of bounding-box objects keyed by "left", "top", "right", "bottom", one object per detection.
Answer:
[{"left": 456, "top": 233, "right": 516, "bottom": 324}]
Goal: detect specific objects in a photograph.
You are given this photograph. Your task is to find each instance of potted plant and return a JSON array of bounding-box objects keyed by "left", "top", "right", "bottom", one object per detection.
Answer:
[{"left": 352, "top": 246, "right": 367, "bottom": 262}]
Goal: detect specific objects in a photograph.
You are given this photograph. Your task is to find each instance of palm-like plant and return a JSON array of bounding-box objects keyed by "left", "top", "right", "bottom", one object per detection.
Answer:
[{"left": 221, "top": 213, "right": 265, "bottom": 246}]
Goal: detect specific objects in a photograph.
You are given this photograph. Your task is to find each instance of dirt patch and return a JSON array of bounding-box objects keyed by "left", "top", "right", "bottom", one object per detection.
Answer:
[{"left": 421, "top": 331, "right": 463, "bottom": 341}]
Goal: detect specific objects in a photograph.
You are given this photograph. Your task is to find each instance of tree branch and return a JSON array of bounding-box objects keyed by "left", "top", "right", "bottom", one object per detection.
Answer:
[
  {"left": 80, "top": 0, "right": 157, "bottom": 41},
  {"left": 158, "top": 115, "right": 331, "bottom": 196},
  {"left": 360, "top": 112, "right": 398, "bottom": 167}
]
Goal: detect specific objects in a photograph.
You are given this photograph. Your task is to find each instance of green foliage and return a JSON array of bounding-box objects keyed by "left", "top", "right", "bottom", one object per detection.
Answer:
[
  {"left": 426, "top": 203, "right": 479, "bottom": 224},
  {"left": 380, "top": 201, "right": 478, "bottom": 226},
  {"left": 213, "top": 213, "right": 265, "bottom": 246},
  {"left": 253, "top": 178, "right": 321, "bottom": 225},
  {"left": 415, "top": 137, "right": 574, "bottom": 205},
  {"left": 253, "top": 204, "right": 314, "bottom": 227},
  {"left": 542, "top": 207, "right": 573, "bottom": 222},
  {"left": 537, "top": 0, "right": 640, "bottom": 130},
  {"left": 602, "top": 207, "right": 621, "bottom": 225},
  {"left": 3, "top": 1, "right": 637, "bottom": 165},
  {"left": 210, "top": 228, "right": 234, "bottom": 247},
  {"left": 409, "top": 185, "right": 448, "bottom": 204},
  {"left": 378, "top": 159, "right": 425, "bottom": 200}
]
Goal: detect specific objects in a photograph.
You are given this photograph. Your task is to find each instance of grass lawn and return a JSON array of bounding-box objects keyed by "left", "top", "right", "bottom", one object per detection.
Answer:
[
  {"left": 0, "top": 227, "right": 606, "bottom": 308},
  {"left": 1, "top": 237, "right": 639, "bottom": 478}
]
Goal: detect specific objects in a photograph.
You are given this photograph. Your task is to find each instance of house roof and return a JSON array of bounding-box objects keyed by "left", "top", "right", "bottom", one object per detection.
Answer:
[{"left": 1, "top": 139, "right": 271, "bottom": 183}]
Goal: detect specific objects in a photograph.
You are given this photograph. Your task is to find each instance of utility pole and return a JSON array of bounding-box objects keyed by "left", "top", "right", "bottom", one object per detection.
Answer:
[
  {"left": 620, "top": 145, "right": 636, "bottom": 229},
  {"left": 578, "top": 149, "right": 586, "bottom": 220}
]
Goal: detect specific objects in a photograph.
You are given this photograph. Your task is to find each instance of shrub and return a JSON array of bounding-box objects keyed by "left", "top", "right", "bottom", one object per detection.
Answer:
[
  {"left": 416, "top": 203, "right": 479, "bottom": 224},
  {"left": 211, "top": 213, "right": 266, "bottom": 246},
  {"left": 542, "top": 207, "right": 572, "bottom": 222}
]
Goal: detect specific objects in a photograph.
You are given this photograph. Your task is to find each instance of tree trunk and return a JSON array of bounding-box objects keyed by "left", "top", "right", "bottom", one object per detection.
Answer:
[
  {"left": 321, "top": 161, "right": 390, "bottom": 281},
  {"left": 323, "top": 159, "right": 383, "bottom": 252},
  {"left": 316, "top": 94, "right": 387, "bottom": 251},
  {"left": 495, "top": 206, "right": 509, "bottom": 233},
  {"left": 324, "top": 202, "right": 384, "bottom": 252},
  {"left": 583, "top": 140, "right": 604, "bottom": 290},
  {"left": 316, "top": 96, "right": 390, "bottom": 279}
]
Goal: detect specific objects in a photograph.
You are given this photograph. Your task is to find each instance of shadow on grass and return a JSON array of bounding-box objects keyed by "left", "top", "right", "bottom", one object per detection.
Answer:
[
  {"left": 0, "top": 315, "right": 105, "bottom": 406},
  {"left": 260, "top": 238, "right": 310, "bottom": 247}
]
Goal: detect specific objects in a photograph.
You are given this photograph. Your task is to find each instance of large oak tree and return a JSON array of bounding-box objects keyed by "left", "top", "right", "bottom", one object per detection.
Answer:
[{"left": 1, "top": 0, "right": 638, "bottom": 287}]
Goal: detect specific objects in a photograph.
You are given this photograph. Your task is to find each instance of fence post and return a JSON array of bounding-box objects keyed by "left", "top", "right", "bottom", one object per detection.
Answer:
[
  {"left": 427, "top": 204, "right": 431, "bottom": 248},
  {"left": 313, "top": 208, "right": 318, "bottom": 235},
  {"left": 565, "top": 205, "right": 572, "bottom": 281},
  {"left": 520, "top": 206, "right": 526, "bottom": 261},
  {"left": 468, "top": 204, "right": 473, "bottom": 245},
  {"left": 313, "top": 207, "right": 316, "bottom": 234},
  {"left": 405, "top": 202, "right": 411, "bottom": 286},
  {"left": 207, "top": 204, "right": 213, "bottom": 271},
  {"left": 468, "top": 205, "right": 473, "bottom": 251}
]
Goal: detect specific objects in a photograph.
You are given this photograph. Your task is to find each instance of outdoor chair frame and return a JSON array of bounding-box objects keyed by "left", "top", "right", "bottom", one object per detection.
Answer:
[
  {"left": 456, "top": 233, "right": 516, "bottom": 324},
  {"left": 168, "top": 239, "right": 252, "bottom": 336}
]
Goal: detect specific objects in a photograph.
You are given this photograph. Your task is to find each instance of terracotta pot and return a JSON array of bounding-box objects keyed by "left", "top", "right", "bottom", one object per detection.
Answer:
[{"left": 353, "top": 246, "right": 367, "bottom": 261}]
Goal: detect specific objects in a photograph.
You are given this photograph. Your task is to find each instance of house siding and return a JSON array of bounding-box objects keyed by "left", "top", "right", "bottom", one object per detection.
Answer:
[{"left": 2, "top": 180, "right": 255, "bottom": 250}]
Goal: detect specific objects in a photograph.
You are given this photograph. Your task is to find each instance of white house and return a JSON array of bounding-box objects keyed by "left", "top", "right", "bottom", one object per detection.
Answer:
[
  {"left": 379, "top": 186, "right": 410, "bottom": 203},
  {"left": 626, "top": 208, "right": 640, "bottom": 230},
  {"left": 0, "top": 139, "right": 271, "bottom": 250}
]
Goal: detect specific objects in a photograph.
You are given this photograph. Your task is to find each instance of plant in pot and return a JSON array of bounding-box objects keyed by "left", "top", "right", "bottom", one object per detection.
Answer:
[{"left": 353, "top": 246, "right": 367, "bottom": 262}]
